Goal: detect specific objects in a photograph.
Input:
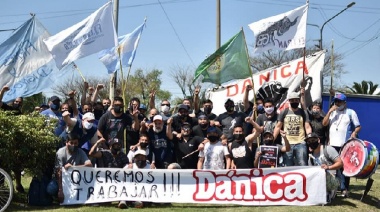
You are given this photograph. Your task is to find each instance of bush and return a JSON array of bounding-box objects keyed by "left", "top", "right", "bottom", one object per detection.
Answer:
[{"left": 0, "top": 111, "right": 58, "bottom": 178}]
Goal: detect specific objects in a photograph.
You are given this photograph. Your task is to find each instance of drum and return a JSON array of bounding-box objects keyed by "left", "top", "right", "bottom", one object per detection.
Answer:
[{"left": 340, "top": 138, "right": 379, "bottom": 179}]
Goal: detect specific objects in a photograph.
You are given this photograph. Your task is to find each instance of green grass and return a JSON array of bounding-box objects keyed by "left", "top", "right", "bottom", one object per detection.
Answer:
[{"left": 7, "top": 171, "right": 380, "bottom": 212}]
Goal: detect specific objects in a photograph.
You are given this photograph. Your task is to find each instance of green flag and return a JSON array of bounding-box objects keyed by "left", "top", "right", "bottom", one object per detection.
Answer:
[{"left": 193, "top": 29, "right": 251, "bottom": 85}]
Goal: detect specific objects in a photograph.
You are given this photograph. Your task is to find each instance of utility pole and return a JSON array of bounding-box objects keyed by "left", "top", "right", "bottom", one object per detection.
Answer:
[
  {"left": 216, "top": 0, "right": 221, "bottom": 49},
  {"left": 109, "top": 0, "right": 119, "bottom": 101}
]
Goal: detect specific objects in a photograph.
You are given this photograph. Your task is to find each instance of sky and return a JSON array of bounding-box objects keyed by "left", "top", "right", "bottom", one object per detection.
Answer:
[{"left": 1, "top": 0, "right": 379, "bottom": 100}]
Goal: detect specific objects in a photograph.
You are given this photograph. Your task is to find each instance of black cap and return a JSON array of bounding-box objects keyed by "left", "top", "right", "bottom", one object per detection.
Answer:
[
  {"left": 263, "top": 130, "right": 273, "bottom": 137},
  {"left": 178, "top": 104, "right": 189, "bottom": 111},
  {"left": 49, "top": 96, "right": 61, "bottom": 102},
  {"left": 305, "top": 133, "right": 319, "bottom": 141}
]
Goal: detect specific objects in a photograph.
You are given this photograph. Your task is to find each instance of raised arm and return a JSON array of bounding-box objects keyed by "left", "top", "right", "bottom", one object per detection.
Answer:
[
  {"left": 91, "top": 84, "right": 104, "bottom": 103},
  {"left": 243, "top": 85, "right": 252, "bottom": 112},
  {"left": 166, "top": 118, "right": 174, "bottom": 140},
  {"left": 80, "top": 81, "right": 89, "bottom": 108},
  {"left": 193, "top": 86, "right": 200, "bottom": 114},
  {"left": 149, "top": 90, "right": 156, "bottom": 110},
  {"left": 0, "top": 86, "right": 10, "bottom": 108},
  {"left": 89, "top": 138, "right": 105, "bottom": 158}
]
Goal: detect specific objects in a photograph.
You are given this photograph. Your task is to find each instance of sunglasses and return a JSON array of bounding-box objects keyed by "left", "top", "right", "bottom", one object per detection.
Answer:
[{"left": 161, "top": 104, "right": 170, "bottom": 106}]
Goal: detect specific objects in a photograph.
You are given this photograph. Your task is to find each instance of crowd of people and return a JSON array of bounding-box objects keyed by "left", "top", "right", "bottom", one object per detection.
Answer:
[{"left": 0, "top": 83, "right": 361, "bottom": 207}]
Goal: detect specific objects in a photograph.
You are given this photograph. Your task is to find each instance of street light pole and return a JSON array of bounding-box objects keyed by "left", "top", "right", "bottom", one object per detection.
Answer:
[{"left": 319, "top": 2, "right": 355, "bottom": 49}]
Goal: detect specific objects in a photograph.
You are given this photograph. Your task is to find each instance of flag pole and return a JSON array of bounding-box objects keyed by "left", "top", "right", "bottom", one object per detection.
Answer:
[
  {"left": 242, "top": 27, "right": 259, "bottom": 148},
  {"left": 117, "top": 47, "right": 126, "bottom": 102},
  {"left": 329, "top": 40, "right": 334, "bottom": 106},
  {"left": 73, "top": 64, "right": 86, "bottom": 82}
]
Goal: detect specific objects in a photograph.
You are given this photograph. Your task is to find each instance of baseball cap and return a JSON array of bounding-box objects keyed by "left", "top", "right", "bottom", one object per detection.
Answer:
[
  {"left": 134, "top": 149, "right": 147, "bottom": 157},
  {"left": 263, "top": 130, "right": 273, "bottom": 137},
  {"left": 153, "top": 115, "right": 163, "bottom": 121},
  {"left": 225, "top": 98, "right": 234, "bottom": 104},
  {"left": 139, "top": 104, "right": 147, "bottom": 110},
  {"left": 108, "top": 138, "right": 120, "bottom": 147},
  {"left": 334, "top": 93, "right": 347, "bottom": 102},
  {"left": 198, "top": 114, "right": 208, "bottom": 119},
  {"left": 287, "top": 92, "right": 299, "bottom": 100},
  {"left": 305, "top": 132, "right": 319, "bottom": 142},
  {"left": 49, "top": 96, "right": 61, "bottom": 102},
  {"left": 207, "top": 126, "right": 218, "bottom": 134},
  {"left": 82, "top": 112, "right": 95, "bottom": 121},
  {"left": 178, "top": 104, "right": 189, "bottom": 111},
  {"left": 181, "top": 122, "right": 191, "bottom": 128}
]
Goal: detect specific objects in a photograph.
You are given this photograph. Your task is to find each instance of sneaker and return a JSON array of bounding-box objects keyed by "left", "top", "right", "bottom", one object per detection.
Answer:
[
  {"left": 133, "top": 201, "right": 143, "bottom": 208},
  {"left": 341, "top": 190, "right": 349, "bottom": 198},
  {"left": 118, "top": 201, "right": 128, "bottom": 209}
]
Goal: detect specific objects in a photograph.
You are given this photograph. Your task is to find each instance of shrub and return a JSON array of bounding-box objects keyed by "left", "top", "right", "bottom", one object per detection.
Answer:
[{"left": 0, "top": 111, "right": 58, "bottom": 178}]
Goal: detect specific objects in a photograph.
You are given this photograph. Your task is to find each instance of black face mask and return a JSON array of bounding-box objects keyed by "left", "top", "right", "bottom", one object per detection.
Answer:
[
  {"left": 263, "top": 139, "right": 274, "bottom": 145},
  {"left": 225, "top": 106, "right": 234, "bottom": 113},
  {"left": 13, "top": 103, "right": 21, "bottom": 110},
  {"left": 111, "top": 148, "right": 120, "bottom": 155},
  {"left": 113, "top": 106, "right": 123, "bottom": 114},
  {"left": 233, "top": 134, "right": 244, "bottom": 141},
  {"left": 50, "top": 103, "right": 60, "bottom": 111},
  {"left": 308, "top": 142, "right": 319, "bottom": 150},
  {"left": 199, "top": 123, "right": 208, "bottom": 129},
  {"left": 204, "top": 107, "right": 212, "bottom": 114},
  {"left": 135, "top": 160, "right": 147, "bottom": 168},
  {"left": 180, "top": 114, "right": 188, "bottom": 119},
  {"left": 93, "top": 110, "right": 103, "bottom": 120},
  {"left": 140, "top": 143, "right": 148, "bottom": 148},
  {"left": 290, "top": 102, "right": 299, "bottom": 109},
  {"left": 103, "top": 105, "right": 109, "bottom": 112},
  {"left": 208, "top": 136, "right": 219, "bottom": 143}
]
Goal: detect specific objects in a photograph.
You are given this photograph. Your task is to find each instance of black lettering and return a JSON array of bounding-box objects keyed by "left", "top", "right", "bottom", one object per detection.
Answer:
[
  {"left": 135, "top": 171, "right": 143, "bottom": 183},
  {"left": 108, "top": 185, "right": 117, "bottom": 198},
  {"left": 114, "top": 170, "right": 120, "bottom": 183},
  {"left": 71, "top": 170, "right": 81, "bottom": 185},
  {"left": 124, "top": 170, "right": 133, "bottom": 182},
  {"left": 120, "top": 186, "right": 128, "bottom": 197},
  {"left": 149, "top": 185, "right": 158, "bottom": 198},
  {"left": 74, "top": 188, "right": 82, "bottom": 201},
  {"left": 146, "top": 171, "right": 154, "bottom": 183},
  {"left": 178, "top": 173, "right": 180, "bottom": 193},
  {"left": 96, "top": 170, "right": 103, "bottom": 183},
  {"left": 131, "top": 185, "right": 138, "bottom": 197},
  {"left": 87, "top": 187, "right": 94, "bottom": 200},
  {"left": 83, "top": 170, "right": 93, "bottom": 184},
  {"left": 97, "top": 186, "right": 105, "bottom": 199},
  {"left": 139, "top": 186, "right": 147, "bottom": 198},
  {"left": 105, "top": 170, "right": 112, "bottom": 183}
]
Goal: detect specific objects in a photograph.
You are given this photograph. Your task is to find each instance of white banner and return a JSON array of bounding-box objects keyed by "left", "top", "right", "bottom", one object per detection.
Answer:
[
  {"left": 208, "top": 51, "right": 325, "bottom": 115},
  {"left": 248, "top": 4, "right": 308, "bottom": 53},
  {"left": 44, "top": 1, "right": 117, "bottom": 69},
  {"left": 61, "top": 166, "right": 326, "bottom": 206}
]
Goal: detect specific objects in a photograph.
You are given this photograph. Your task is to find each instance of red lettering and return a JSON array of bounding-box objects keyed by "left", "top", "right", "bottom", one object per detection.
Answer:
[
  {"left": 280, "top": 65, "right": 291, "bottom": 78},
  {"left": 241, "top": 79, "right": 253, "bottom": 94},
  {"left": 295, "top": 61, "right": 309, "bottom": 75},
  {"left": 259, "top": 72, "right": 270, "bottom": 86},
  {"left": 226, "top": 85, "right": 238, "bottom": 97}
]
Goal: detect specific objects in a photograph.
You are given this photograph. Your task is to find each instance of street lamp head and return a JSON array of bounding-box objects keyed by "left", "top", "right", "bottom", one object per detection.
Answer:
[{"left": 347, "top": 2, "right": 355, "bottom": 8}]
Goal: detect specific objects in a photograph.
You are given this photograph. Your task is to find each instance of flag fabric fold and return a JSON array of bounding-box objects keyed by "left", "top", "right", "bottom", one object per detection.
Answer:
[
  {"left": 44, "top": 1, "right": 117, "bottom": 69},
  {"left": 0, "top": 16, "right": 69, "bottom": 102},
  {"left": 98, "top": 21, "right": 146, "bottom": 74},
  {"left": 193, "top": 29, "right": 251, "bottom": 85},
  {"left": 248, "top": 4, "right": 308, "bottom": 53}
]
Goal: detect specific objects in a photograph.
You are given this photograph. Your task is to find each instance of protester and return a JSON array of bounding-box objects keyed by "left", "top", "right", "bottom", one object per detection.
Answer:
[
  {"left": 127, "top": 133, "right": 153, "bottom": 165},
  {"left": 308, "top": 101, "right": 328, "bottom": 146},
  {"left": 273, "top": 92, "right": 312, "bottom": 166},
  {"left": 41, "top": 95, "right": 65, "bottom": 137},
  {"left": 197, "top": 127, "right": 231, "bottom": 170},
  {"left": 192, "top": 115, "right": 222, "bottom": 139},
  {"left": 149, "top": 90, "right": 171, "bottom": 123},
  {"left": 322, "top": 93, "right": 361, "bottom": 198},
  {"left": 256, "top": 98, "right": 281, "bottom": 145},
  {"left": 171, "top": 104, "right": 198, "bottom": 135},
  {"left": 306, "top": 132, "right": 343, "bottom": 203}
]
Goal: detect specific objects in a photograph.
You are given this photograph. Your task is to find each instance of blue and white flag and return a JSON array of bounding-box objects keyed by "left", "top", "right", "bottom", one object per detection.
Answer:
[
  {"left": 248, "top": 4, "right": 308, "bottom": 53},
  {"left": 98, "top": 21, "right": 146, "bottom": 74},
  {"left": 44, "top": 1, "right": 117, "bottom": 69},
  {"left": 0, "top": 16, "right": 68, "bottom": 102}
]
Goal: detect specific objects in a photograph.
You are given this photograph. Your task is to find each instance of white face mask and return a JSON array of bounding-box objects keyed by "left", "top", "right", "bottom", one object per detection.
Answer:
[
  {"left": 161, "top": 105, "right": 170, "bottom": 113},
  {"left": 83, "top": 121, "right": 93, "bottom": 130},
  {"left": 264, "top": 106, "right": 274, "bottom": 114}
]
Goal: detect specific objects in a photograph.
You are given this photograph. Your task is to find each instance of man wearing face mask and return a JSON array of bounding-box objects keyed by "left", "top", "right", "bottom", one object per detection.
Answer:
[
  {"left": 256, "top": 98, "right": 281, "bottom": 145},
  {"left": 41, "top": 95, "right": 65, "bottom": 137},
  {"left": 192, "top": 115, "right": 222, "bottom": 139},
  {"left": 62, "top": 111, "right": 98, "bottom": 155},
  {"left": 308, "top": 101, "right": 328, "bottom": 146},
  {"left": 97, "top": 97, "right": 140, "bottom": 150},
  {"left": 215, "top": 99, "right": 247, "bottom": 143},
  {"left": 102, "top": 98, "right": 111, "bottom": 113},
  {"left": 197, "top": 127, "right": 231, "bottom": 170},
  {"left": 127, "top": 134, "right": 153, "bottom": 165},
  {"left": 254, "top": 130, "right": 290, "bottom": 168},
  {"left": 171, "top": 104, "right": 198, "bottom": 136},
  {"left": 322, "top": 93, "right": 361, "bottom": 197},
  {"left": 89, "top": 137, "right": 129, "bottom": 209},
  {"left": 228, "top": 124, "right": 260, "bottom": 169},
  {"left": 167, "top": 121, "right": 203, "bottom": 169},
  {"left": 140, "top": 115, "right": 173, "bottom": 169},
  {"left": 306, "top": 133, "right": 343, "bottom": 203},
  {"left": 195, "top": 99, "right": 217, "bottom": 121},
  {"left": 273, "top": 92, "right": 312, "bottom": 166}
]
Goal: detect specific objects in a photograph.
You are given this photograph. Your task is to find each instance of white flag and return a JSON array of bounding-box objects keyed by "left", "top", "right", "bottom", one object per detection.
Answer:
[
  {"left": 44, "top": 1, "right": 117, "bottom": 69},
  {"left": 98, "top": 21, "right": 146, "bottom": 74},
  {"left": 248, "top": 4, "right": 308, "bottom": 53}
]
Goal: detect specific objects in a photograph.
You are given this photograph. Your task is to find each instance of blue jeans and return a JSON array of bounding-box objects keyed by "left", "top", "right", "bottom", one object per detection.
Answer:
[{"left": 283, "top": 142, "right": 307, "bottom": 166}]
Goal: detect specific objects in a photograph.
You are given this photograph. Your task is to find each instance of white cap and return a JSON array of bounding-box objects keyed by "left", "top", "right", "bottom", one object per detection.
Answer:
[
  {"left": 134, "top": 149, "right": 147, "bottom": 157},
  {"left": 287, "top": 92, "right": 300, "bottom": 99},
  {"left": 153, "top": 115, "right": 163, "bottom": 121},
  {"left": 82, "top": 112, "right": 95, "bottom": 120}
]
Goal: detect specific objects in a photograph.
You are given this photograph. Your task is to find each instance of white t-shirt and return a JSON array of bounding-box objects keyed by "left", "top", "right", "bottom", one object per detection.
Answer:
[
  {"left": 328, "top": 108, "right": 360, "bottom": 147},
  {"left": 199, "top": 141, "right": 229, "bottom": 170}
]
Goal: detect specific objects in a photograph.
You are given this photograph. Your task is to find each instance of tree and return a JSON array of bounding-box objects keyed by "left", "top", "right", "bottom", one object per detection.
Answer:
[
  {"left": 346, "top": 80, "right": 380, "bottom": 95},
  {"left": 22, "top": 92, "right": 46, "bottom": 113},
  {"left": 123, "top": 68, "right": 171, "bottom": 107},
  {"left": 52, "top": 75, "right": 110, "bottom": 103},
  {"left": 169, "top": 64, "right": 197, "bottom": 99},
  {"left": 250, "top": 47, "right": 346, "bottom": 91}
]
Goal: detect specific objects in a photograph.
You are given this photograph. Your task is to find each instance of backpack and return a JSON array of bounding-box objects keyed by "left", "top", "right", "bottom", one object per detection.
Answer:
[{"left": 28, "top": 175, "right": 53, "bottom": 206}]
